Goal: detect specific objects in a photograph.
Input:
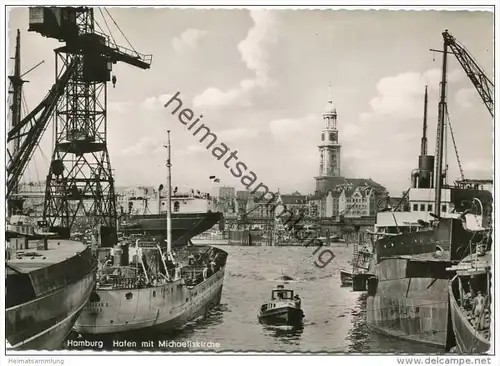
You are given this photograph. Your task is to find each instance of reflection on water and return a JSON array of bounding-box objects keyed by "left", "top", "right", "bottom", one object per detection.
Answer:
[
  {"left": 262, "top": 324, "right": 304, "bottom": 347},
  {"left": 67, "top": 245, "right": 447, "bottom": 353},
  {"left": 347, "top": 293, "right": 370, "bottom": 353}
]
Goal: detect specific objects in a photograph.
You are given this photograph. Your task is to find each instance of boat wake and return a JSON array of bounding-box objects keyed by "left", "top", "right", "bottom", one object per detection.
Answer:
[
  {"left": 227, "top": 272, "right": 267, "bottom": 281},
  {"left": 227, "top": 271, "right": 334, "bottom": 283},
  {"left": 262, "top": 324, "right": 299, "bottom": 331},
  {"left": 261, "top": 323, "right": 305, "bottom": 340}
]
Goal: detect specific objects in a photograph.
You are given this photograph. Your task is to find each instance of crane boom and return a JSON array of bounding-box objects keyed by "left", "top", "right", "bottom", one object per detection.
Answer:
[
  {"left": 6, "top": 59, "right": 77, "bottom": 197},
  {"left": 442, "top": 30, "right": 494, "bottom": 117},
  {"left": 28, "top": 7, "right": 152, "bottom": 69}
]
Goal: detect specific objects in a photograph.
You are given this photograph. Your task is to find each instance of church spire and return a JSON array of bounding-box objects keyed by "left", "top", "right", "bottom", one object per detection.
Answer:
[{"left": 323, "top": 84, "right": 337, "bottom": 129}]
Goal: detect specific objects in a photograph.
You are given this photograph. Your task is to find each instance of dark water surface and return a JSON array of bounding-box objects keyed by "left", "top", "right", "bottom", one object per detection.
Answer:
[{"left": 67, "top": 245, "right": 441, "bottom": 353}]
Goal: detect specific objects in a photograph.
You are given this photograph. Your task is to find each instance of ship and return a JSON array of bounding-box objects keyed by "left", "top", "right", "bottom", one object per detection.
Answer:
[
  {"left": 6, "top": 221, "right": 96, "bottom": 349},
  {"left": 258, "top": 284, "right": 304, "bottom": 327},
  {"left": 341, "top": 233, "right": 373, "bottom": 289},
  {"left": 73, "top": 238, "right": 227, "bottom": 334},
  {"left": 340, "top": 270, "right": 353, "bottom": 287},
  {"left": 365, "top": 31, "right": 493, "bottom": 349},
  {"left": 118, "top": 188, "right": 223, "bottom": 247},
  {"left": 448, "top": 249, "right": 491, "bottom": 353},
  {"left": 5, "top": 29, "right": 97, "bottom": 350},
  {"left": 74, "top": 131, "right": 228, "bottom": 335}
]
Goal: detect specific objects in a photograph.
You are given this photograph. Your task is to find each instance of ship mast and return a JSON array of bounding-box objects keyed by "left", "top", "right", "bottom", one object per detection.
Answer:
[
  {"left": 434, "top": 31, "right": 449, "bottom": 218},
  {"left": 9, "top": 30, "right": 24, "bottom": 197},
  {"left": 420, "top": 86, "right": 428, "bottom": 156},
  {"left": 7, "top": 29, "right": 26, "bottom": 216},
  {"left": 166, "top": 130, "right": 173, "bottom": 255}
]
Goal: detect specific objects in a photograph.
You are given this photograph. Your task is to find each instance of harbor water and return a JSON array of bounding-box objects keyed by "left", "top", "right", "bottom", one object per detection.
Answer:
[{"left": 67, "top": 244, "right": 442, "bottom": 353}]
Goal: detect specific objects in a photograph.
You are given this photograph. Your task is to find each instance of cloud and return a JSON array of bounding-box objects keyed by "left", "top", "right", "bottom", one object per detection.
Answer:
[
  {"left": 172, "top": 28, "right": 207, "bottom": 53},
  {"left": 362, "top": 68, "right": 461, "bottom": 121},
  {"left": 119, "top": 137, "right": 163, "bottom": 156},
  {"left": 176, "top": 144, "right": 206, "bottom": 157},
  {"left": 108, "top": 94, "right": 173, "bottom": 114},
  {"left": 341, "top": 123, "right": 362, "bottom": 139},
  {"left": 237, "top": 10, "right": 276, "bottom": 85},
  {"left": 269, "top": 114, "right": 316, "bottom": 140},
  {"left": 462, "top": 158, "right": 493, "bottom": 178},
  {"left": 218, "top": 127, "right": 259, "bottom": 141},
  {"left": 455, "top": 88, "right": 476, "bottom": 108},
  {"left": 193, "top": 87, "right": 246, "bottom": 109},
  {"left": 108, "top": 101, "right": 134, "bottom": 113},
  {"left": 193, "top": 10, "right": 277, "bottom": 110},
  {"left": 140, "top": 94, "right": 173, "bottom": 110}
]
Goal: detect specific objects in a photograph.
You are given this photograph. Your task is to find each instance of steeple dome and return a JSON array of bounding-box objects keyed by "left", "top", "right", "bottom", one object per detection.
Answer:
[{"left": 323, "top": 100, "right": 336, "bottom": 116}]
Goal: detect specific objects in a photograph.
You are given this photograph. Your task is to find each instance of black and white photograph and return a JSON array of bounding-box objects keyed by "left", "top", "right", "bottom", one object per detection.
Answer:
[{"left": 2, "top": 1, "right": 497, "bottom": 363}]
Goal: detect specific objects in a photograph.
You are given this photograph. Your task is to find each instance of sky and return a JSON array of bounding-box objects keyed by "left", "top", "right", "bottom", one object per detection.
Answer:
[{"left": 6, "top": 7, "right": 494, "bottom": 197}]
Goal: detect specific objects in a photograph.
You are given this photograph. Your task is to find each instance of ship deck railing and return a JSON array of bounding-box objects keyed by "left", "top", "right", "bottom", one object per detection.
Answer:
[
  {"left": 97, "top": 274, "right": 172, "bottom": 290},
  {"left": 97, "top": 276, "right": 138, "bottom": 289},
  {"left": 180, "top": 264, "right": 223, "bottom": 287}
]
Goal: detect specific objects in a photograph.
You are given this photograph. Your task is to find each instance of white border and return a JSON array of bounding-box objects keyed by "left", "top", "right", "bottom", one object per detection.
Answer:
[{"left": 1, "top": 1, "right": 498, "bottom": 364}]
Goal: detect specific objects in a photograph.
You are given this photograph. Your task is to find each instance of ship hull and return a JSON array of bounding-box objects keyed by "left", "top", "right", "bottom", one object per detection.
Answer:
[
  {"left": 122, "top": 212, "right": 223, "bottom": 245},
  {"left": 366, "top": 216, "right": 487, "bottom": 348},
  {"left": 6, "top": 270, "right": 96, "bottom": 350},
  {"left": 449, "top": 277, "right": 490, "bottom": 354},
  {"left": 74, "top": 267, "right": 225, "bottom": 334},
  {"left": 366, "top": 257, "right": 451, "bottom": 348},
  {"left": 258, "top": 307, "right": 304, "bottom": 327}
]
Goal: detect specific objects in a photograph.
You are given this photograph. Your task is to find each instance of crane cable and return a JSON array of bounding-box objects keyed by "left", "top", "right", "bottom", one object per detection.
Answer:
[
  {"left": 94, "top": 17, "right": 108, "bottom": 38},
  {"left": 104, "top": 8, "right": 139, "bottom": 56},
  {"left": 98, "top": 8, "right": 117, "bottom": 46},
  {"left": 445, "top": 105, "right": 465, "bottom": 181}
]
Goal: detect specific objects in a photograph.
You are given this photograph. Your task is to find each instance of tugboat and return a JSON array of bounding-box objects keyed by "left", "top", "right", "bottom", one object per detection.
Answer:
[
  {"left": 74, "top": 131, "right": 228, "bottom": 335},
  {"left": 258, "top": 284, "right": 304, "bottom": 326}
]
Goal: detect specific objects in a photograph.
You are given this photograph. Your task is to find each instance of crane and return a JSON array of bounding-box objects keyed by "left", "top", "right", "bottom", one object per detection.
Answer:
[
  {"left": 429, "top": 30, "right": 494, "bottom": 184},
  {"left": 442, "top": 30, "right": 494, "bottom": 117},
  {"left": 7, "top": 7, "right": 152, "bottom": 245}
]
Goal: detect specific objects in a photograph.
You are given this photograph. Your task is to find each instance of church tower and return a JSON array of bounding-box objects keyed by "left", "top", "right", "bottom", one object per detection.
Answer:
[
  {"left": 315, "top": 94, "right": 343, "bottom": 194},
  {"left": 318, "top": 99, "right": 341, "bottom": 177}
]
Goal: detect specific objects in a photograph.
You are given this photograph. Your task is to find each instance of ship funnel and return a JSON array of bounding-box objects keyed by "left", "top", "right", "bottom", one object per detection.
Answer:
[{"left": 417, "top": 155, "right": 435, "bottom": 189}]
